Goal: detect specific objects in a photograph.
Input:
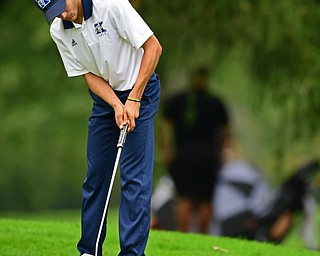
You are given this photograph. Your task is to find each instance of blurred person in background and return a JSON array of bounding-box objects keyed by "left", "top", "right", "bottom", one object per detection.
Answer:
[{"left": 161, "top": 66, "right": 230, "bottom": 233}]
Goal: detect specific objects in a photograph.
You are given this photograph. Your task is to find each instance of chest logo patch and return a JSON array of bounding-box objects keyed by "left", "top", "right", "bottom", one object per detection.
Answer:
[{"left": 94, "top": 21, "right": 107, "bottom": 37}]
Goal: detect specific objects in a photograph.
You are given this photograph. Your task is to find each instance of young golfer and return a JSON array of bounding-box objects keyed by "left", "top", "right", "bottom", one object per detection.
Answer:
[{"left": 33, "top": 0, "right": 162, "bottom": 255}]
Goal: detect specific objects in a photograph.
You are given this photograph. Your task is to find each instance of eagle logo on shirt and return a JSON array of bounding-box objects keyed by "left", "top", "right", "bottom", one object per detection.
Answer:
[{"left": 94, "top": 22, "right": 107, "bottom": 37}]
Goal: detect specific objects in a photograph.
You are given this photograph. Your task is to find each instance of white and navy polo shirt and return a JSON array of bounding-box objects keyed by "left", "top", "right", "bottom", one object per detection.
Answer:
[{"left": 50, "top": 0, "right": 153, "bottom": 91}]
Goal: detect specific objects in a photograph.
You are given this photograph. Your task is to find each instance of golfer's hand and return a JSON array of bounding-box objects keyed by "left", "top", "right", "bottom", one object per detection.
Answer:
[
  {"left": 124, "top": 100, "right": 140, "bottom": 132},
  {"left": 114, "top": 104, "right": 126, "bottom": 129}
]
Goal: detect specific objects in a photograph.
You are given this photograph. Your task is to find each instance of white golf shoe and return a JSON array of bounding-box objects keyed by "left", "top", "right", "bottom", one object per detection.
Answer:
[{"left": 81, "top": 254, "right": 94, "bottom": 256}]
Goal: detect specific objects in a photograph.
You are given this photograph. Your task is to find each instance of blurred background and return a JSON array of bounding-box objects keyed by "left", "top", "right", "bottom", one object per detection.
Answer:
[{"left": 1, "top": 0, "right": 320, "bottom": 223}]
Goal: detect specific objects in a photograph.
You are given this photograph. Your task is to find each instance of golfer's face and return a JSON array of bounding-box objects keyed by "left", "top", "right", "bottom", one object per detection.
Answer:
[{"left": 58, "top": 0, "right": 78, "bottom": 22}]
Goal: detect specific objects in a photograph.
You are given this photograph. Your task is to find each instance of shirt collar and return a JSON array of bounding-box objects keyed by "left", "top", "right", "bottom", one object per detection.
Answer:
[{"left": 63, "top": 0, "right": 92, "bottom": 29}]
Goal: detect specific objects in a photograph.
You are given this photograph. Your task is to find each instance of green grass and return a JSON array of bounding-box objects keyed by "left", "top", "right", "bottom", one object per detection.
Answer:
[{"left": 0, "top": 211, "right": 318, "bottom": 256}]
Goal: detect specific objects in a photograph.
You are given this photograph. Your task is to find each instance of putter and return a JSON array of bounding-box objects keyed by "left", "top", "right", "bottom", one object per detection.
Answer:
[{"left": 95, "top": 124, "right": 129, "bottom": 256}]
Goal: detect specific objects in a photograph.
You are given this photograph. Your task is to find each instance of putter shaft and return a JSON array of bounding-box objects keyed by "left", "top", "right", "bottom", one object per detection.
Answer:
[{"left": 95, "top": 124, "right": 128, "bottom": 256}]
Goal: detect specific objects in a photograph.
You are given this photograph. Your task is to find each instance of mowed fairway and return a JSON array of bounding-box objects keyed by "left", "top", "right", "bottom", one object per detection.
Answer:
[{"left": 0, "top": 211, "right": 318, "bottom": 256}]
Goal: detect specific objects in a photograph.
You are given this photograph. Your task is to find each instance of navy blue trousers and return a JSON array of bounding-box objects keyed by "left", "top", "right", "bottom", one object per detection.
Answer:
[{"left": 77, "top": 73, "right": 160, "bottom": 256}]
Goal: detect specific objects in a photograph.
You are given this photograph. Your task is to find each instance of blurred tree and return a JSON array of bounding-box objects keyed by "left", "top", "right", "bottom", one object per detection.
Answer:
[
  {"left": 138, "top": 0, "right": 320, "bottom": 177},
  {"left": 139, "top": 1, "right": 320, "bottom": 128}
]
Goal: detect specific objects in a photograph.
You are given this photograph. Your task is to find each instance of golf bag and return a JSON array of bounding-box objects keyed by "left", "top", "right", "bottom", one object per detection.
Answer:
[{"left": 210, "top": 159, "right": 320, "bottom": 247}]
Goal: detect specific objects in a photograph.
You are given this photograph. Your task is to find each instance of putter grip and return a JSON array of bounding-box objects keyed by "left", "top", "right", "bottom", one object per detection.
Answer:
[{"left": 117, "top": 124, "right": 128, "bottom": 148}]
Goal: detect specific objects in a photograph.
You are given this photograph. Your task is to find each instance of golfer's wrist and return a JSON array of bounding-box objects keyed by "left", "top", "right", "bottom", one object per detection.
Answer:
[{"left": 127, "top": 96, "right": 141, "bottom": 102}]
